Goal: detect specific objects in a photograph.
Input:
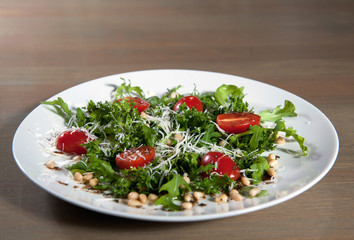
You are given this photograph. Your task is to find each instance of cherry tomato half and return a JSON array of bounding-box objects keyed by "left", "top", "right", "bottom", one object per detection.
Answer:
[
  {"left": 116, "top": 145, "right": 155, "bottom": 169},
  {"left": 117, "top": 97, "right": 149, "bottom": 113},
  {"left": 200, "top": 151, "right": 240, "bottom": 181},
  {"left": 173, "top": 95, "right": 203, "bottom": 112},
  {"left": 56, "top": 129, "right": 94, "bottom": 155},
  {"left": 216, "top": 112, "right": 261, "bottom": 134}
]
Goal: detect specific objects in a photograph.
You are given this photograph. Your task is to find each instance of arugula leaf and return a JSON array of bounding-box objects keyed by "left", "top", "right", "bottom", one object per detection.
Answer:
[
  {"left": 200, "top": 124, "right": 221, "bottom": 143},
  {"left": 75, "top": 107, "right": 86, "bottom": 127},
  {"left": 174, "top": 105, "right": 212, "bottom": 133},
  {"left": 259, "top": 100, "right": 297, "bottom": 122},
  {"left": 68, "top": 161, "right": 88, "bottom": 175},
  {"left": 273, "top": 120, "right": 308, "bottom": 155},
  {"left": 249, "top": 156, "right": 269, "bottom": 183},
  {"left": 148, "top": 85, "right": 182, "bottom": 109},
  {"left": 86, "top": 160, "right": 115, "bottom": 186},
  {"left": 142, "top": 124, "right": 157, "bottom": 147},
  {"left": 190, "top": 174, "right": 234, "bottom": 195},
  {"left": 195, "top": 164, "right": 215, "bottom": 176},
  {"left": 41, "top": 97, "right": 72, "bottom": 124},
  {"left": 114, "top": 78, "right": 145, "bottom": 98},
  {"left": 69, "top": 161, "right": 87, "bottom": 171},
  {"left": 249, "top": 125, "right": 265, "bottom": 150},
  {"left": 215, "top": 84, "right": 244, "bottom": 106},
  {"left": 155, "top": 174, "right": 191, "bottom": 211},
  {"left": 229, "top": 125, "right": 274, "bottom": 153}
]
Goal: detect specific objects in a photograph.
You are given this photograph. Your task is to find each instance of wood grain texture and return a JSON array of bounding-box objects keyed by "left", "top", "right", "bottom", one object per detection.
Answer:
[{"left": 1, "top": 0, "right": 353, "bottom": 239}]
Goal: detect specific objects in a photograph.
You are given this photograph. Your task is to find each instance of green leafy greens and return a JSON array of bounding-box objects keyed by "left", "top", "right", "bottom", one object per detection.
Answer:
[
  {"left": 41, "top": 97, "right": 72, "bottom": 124},
  {"left": 41, "top": 79, "right": 308, "bottom": 211},
  {"left": 259, "top": 100, "right": 297, "bottom": 122},
  {"left": 155, "top": 174, "right": 191, "bottom": 211}
]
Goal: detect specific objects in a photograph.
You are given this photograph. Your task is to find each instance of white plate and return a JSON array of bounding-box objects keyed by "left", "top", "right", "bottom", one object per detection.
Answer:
[{"left": 12, "top": 69, "right": 339, "bottom": 222}]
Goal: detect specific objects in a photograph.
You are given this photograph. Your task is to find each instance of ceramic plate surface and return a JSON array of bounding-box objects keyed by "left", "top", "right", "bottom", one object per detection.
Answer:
[{"left": 12, "top": 69, "right": 339, "bottom": 222}]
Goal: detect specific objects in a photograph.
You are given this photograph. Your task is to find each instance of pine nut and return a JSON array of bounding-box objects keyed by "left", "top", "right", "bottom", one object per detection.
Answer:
[
  {"left": 229, "top": 189, "right": 238, "bottom": 195},
  {"left": 184, "top": 194, "right": 194, "bottom": 202},
  {"left": 276, "top": 136, "right": 286, "bottom": 144},
  {"left": 241, "top": 176, "right": 250, "bottom": 186},
  {"left": 128, "top": 199, "right": 142, "bottom": 208},
  {"left": 127, "top": 192, "right": 139, "bottom": 200},
  {"left": 140, "top": 111, "right": 148, "bottom": 119},
  {"left": 46, "top": 161, "right": 55, "bottom": 169},
  {"left": 89, "top": 178, "right": 98, "bottom": 187},
  {"left": 268, "top": 159, "right": 279, "bottom": 168},
  {"left": 249, "top": 188, "right": 261, "bottom": 197},
  {"left": 74, "top": 172, "right": 83, "bottom": 182},
  {"left": 170, "top": 92, "right": 179, "bottom": 99},
  {"left": 83, "top": 173, "right": 93, "bottom": 182},
  {"left": 268, "top": 153, "right": 276, "bottom": 161},
  {"left": 180, "top": 176, "right": 190, "bottom": 189},
  {"left": 215, "top": 194, "right": 228, "bottom": 203},
  {"left": 268, "top": 167, "right": 276, "bottom": 177},
  {"left": 166, "top": 138, "right": 172, "bottom": 146},
  {"left": 193, "top": 191, "right": 204, "bottom": 201},
  {"left": 183, "top": 176, "right": 190, "bottom": 184},
  {"left": 218, "top": 140, "right": 227, "bottom": 147},
  {"left": 147, "top": 193, "right": 158, "bottom": 202},
  {"left": 230, "top": 190, "right": 243, "bottom": 201},
  {"left": 138, "top": 193, "right": 148, "bottom": 204},
  {"left": 181, "top": 202, "right": 193, "bottom": 210}
]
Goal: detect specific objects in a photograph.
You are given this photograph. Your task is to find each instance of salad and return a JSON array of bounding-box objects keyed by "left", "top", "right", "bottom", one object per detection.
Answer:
[{"left": 42, "top": 79, "right": 308, "bottom": 211}]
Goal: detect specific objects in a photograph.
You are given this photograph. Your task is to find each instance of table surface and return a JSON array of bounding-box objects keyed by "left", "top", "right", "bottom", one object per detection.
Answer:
[{"left": 1, "top": 0, "right": 353, "bottom": 239}]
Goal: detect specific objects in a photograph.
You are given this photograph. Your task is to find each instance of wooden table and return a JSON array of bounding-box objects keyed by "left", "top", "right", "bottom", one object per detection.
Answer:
[{"left": 1, "top": 0, "right": 353, "bottom": 239}]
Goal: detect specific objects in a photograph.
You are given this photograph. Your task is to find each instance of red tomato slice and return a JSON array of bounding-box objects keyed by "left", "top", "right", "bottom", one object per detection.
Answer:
[
  {"left": 56, "top": 129, "right": 94, "bottom": 155},
  {"left": 116, "top": 145, "right": 155, "bottom": 169},
  {"left": 117, "top": 97, "right": 149, "bottom": 113},
  {"left": 173, "top": 95, "right": 203, "bottom": 112},
  {"left": 216, "top": 112, "right": 261, "bottom": 134},
  {"left": 200, "top": 151, "right": 240, "bottom": 181}
]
